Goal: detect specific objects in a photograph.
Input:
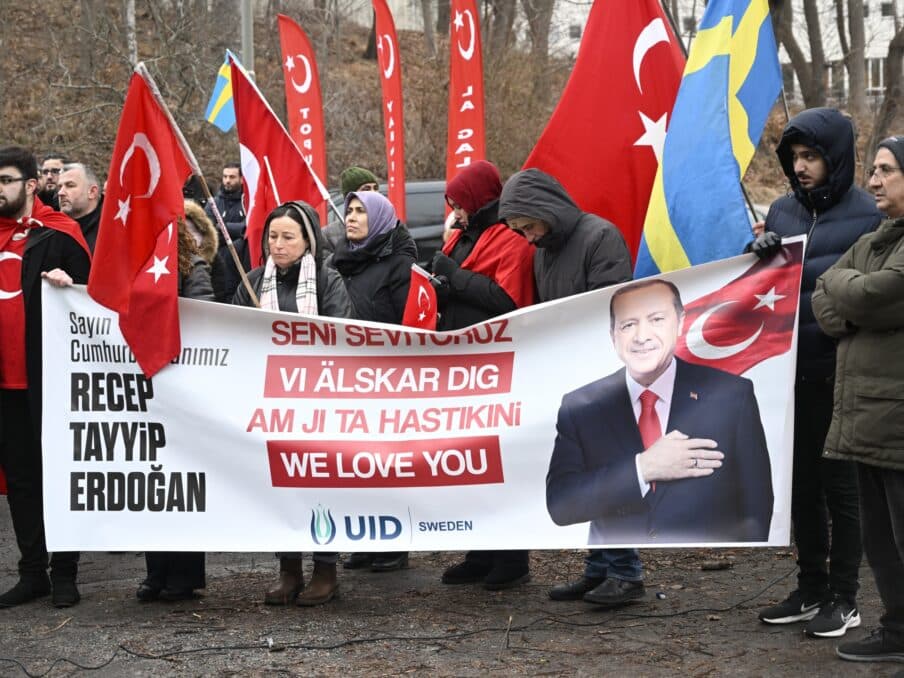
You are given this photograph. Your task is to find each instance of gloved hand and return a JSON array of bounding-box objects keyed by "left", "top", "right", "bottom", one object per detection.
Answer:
[
  {"left": 431, "top": 252, "right": 459, "bottom": 279},
  {"left": 751, "top": 231, "right": 782, "bottom": 259},
  {"left": 430, "top": 274, "right": 451, "bottom": 305}
]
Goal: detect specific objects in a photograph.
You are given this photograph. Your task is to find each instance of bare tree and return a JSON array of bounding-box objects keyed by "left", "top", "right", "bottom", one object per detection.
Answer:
[
  {"left": 836, "top": 0, "right": 867, "bottom": 116},
  {"left": 773, "top": 0, "right": 827, "bottom": 107},
  {"left": 78, "top": 0, "right": 96, "bottom": 78},
  {"left": 868, "top": 19, "right": 904, "bottom": 152},
  {"left": 483, "top": 0, "right": 517, "bottom": 56},
  {"left": 421, "top": 0, "right": 437, "bottom": 58},
  {"left": 520, "top": 0, "right": 554, "bottom": 100},
  {"left": 436, "top": 0, "right": 451, "bottom": 35},
  {"left": 124, "top": 0, "right": 138, "bottom": 66}
]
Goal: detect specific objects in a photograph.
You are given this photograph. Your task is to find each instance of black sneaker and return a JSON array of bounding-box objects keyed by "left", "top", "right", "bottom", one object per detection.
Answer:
[
  {"left": 804, "top": 596, "right": 860, "bottom": 638},
  {"left": 758, "top": 589, "right": 821, "bottom": 624},
  {"left": 837, "top": 628, "right": 904, "bottom": 663},
  {"left": 51, "top": 577, "right": 81, "bottom": 608},
  {"left": 0, "top": 577, "right": 51, "bottom": 608}
]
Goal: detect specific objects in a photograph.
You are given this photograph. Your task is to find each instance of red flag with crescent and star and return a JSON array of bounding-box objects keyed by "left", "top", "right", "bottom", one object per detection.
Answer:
[
  {"left": 402, "top": 264, "right": 437, "bottom": 330},
  {"left": 231, "top": 54, "right": 322, "bottom": 268},
  {"left": 277, "top": 14, "right": 329, "bottom": 223},
  {"left": 372, "top": 0, "right": 407, "bottom": 221},
  {"left": 445, "top": 0, "right": 486, "bottom": 198},
  {"left": 676, "top": 241, "right": 804, "bottom": 375},
  {"left": 88, "top": 70, "right": 192, "bottom": 377},
  {"left": 523, "top": 0, "right": 684, "bottom": 261}
]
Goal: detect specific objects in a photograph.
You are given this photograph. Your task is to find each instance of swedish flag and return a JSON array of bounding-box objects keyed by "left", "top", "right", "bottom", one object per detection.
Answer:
[
  {"left": 634, "top": 0, "right": 781, "bottom": 277},
  {"left": 204, "top": 52, "right": 236, "bottom": 132}
]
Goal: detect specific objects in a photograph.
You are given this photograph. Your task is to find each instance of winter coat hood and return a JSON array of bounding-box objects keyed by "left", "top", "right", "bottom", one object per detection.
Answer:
[
  {"left": 445, "top": 160, "right": 502, "bottom": 215},
  {"left": 259, "top": 200, "right": 328, "bottom": 268},
  {"left": 498, "top": 169, "right": 584, "bottom": 250},
  {"left": 183, "top": 200, "right": 218, "bottom": 264},
  {"left": 776, "top": 107, "right": 856, "bottom": 213}
]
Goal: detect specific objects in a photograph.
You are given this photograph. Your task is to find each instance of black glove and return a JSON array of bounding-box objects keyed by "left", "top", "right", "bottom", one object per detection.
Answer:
[
  {"left": 430, "top": 274, "right": 451, "bottom": 305},
  {"left": 750, "top": 231, "right": 782, "bottom": 259},
  {"left": 431, "top": 252, "right": 459, "bottom": 279}
]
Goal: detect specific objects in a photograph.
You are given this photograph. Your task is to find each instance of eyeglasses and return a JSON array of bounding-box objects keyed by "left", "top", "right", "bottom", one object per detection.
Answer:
[
  {"left": 869, "top": 164, "right": 902, "bottom": 180},
  {"left": 0, "top": 176, "right": 26, "bottom": 186},
  {"left": 41, "top": 167, "right": 63, "bottom": 176}
]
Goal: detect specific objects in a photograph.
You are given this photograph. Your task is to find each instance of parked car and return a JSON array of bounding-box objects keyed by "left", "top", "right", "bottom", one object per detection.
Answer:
[{"left": 322, "top": 180, "right": 448, "bottom": 266}]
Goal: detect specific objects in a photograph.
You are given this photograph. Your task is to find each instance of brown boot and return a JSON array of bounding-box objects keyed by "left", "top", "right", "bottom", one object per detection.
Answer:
[
  {"left": 296, "top": 561, "right": 338, "bottom": 606},
  {"left": 263, "top": 557, "right": 303, "bottom": 605}
]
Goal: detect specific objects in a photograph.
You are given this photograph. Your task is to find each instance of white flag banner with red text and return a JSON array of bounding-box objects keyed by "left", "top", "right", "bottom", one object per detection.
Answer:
[{"left": 41, "top": 241, "right": 804, "bottom": 551}]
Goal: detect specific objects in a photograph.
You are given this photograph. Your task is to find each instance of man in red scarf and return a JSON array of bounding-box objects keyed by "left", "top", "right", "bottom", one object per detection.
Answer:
[
  {"left": 431, "top": 160, "right": 535, "bottom": 590},
  {"left": 0, "top": 145, "right": 91, "bottom": 609}
]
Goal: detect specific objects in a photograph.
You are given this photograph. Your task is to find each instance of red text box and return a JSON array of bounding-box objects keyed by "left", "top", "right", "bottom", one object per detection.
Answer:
[{"left": 267, "top": 436, "right": 504, "bottom": 487}]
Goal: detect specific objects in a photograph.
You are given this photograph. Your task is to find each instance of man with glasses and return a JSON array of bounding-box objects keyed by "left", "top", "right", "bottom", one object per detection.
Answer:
[
  {"left": 0, "top": 145, "right": 90, "bottom": 609},
  {"left": 751, "top": 108, "right": 881, "bottom": 638},
  {"left": 36, "top": 153, "right": 68, "bottom": 211},
  {"left": 813, "top": 134, "right": 904, "bottom": 664}
]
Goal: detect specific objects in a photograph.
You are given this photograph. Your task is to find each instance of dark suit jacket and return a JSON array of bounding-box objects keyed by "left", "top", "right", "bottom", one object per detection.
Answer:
[{"left": 546, "top": 358, "right": 773, "bottom": 544}]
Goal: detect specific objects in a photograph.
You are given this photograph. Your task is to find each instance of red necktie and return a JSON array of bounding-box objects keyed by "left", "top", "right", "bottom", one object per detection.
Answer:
[{"left": 639, "top": 389, "right": 661, "bottom": 491}]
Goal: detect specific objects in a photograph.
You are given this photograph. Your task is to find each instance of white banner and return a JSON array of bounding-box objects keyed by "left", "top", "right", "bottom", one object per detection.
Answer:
[{"left": 42, "top": 242, "right": 803, "bottom": 551}]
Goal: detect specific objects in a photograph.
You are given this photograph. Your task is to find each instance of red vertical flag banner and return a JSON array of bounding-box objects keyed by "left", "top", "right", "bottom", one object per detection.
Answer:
[
  {"left": 372, "top": 0, "right": 407, "bottom": 222},
  {"left": 445, "top": 0, "right": 486, "bottom": 190},
  {"left": 230, "top": 55, "right": 321, "bottom": 268},
  {"left": 523, "top": 0, "right": 684, "bottom": 260},
  {"left": 277, "top": 14, "right": 329, "bottom": 223},
  {"left": 87, "top": 69, "right": 193, "bottom": 377}
]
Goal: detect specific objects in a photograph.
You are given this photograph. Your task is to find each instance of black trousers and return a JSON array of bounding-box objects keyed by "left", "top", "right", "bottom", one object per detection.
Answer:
[
  {"left": 791, "top": 380, "right": 861, "bottom": 600},
  {"left": 464, "top": 550, "right": 529, "bottom": 569},
  {"left": 144, "top": 552, "right": 205, "bottom": 590},
  {"left": 857, "top": 463, "right": 904, "bottom": 637},
  {"left": 0, "top": 389, "right": 78, "bottom": 580}
]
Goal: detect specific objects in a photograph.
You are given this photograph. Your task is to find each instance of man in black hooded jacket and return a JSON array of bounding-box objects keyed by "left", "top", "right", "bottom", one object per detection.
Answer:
[
  {"left": 499, "top": 169, "right": 645, "bottom": 609},
  {"left": 752, "top": 108, "right": 881, "bottom": 639}
]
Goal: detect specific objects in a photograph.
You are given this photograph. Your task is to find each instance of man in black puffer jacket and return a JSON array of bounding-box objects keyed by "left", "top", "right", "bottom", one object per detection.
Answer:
[{"left": 752, "top": 108, "right": 881, "bottom": 639}]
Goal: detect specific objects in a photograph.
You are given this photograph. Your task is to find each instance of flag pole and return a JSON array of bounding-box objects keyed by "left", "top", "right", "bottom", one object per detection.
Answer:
[
  {"left": 135, "top": 62, "right": 260, "bottom": 308},
  {"left": 657, "top": 1, "right": 761, "bottom": 227}
]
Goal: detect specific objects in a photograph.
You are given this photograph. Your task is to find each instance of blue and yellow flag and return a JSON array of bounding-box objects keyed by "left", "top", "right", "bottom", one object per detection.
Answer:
[
  {"left": 634, "top": 0, "right": 780, "bottom": 277},
  {"left": 204, "top": 51, "right": 236, "bottom": 132}
]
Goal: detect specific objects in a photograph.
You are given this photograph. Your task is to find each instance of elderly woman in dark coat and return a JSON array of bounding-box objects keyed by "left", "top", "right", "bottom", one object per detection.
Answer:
[
  {"left": 329, "top": 190, "right": 416, "bottom": 572},
  {"left": 233, "top": 200, "right": 353, "bottom": 607}
]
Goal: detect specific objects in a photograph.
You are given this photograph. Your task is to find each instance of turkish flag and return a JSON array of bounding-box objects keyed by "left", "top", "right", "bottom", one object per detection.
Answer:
[
  {"left": 523, "top": 0, "right": 683, "bottom": 260},
  {"left": 231, "top": 55, "right": 321, "bottom": 267},
  {"left": 278, "top": 14, "right": 329, "bottom": 223},
  {"left": 87, "top": 70, "right": 192, "bottom": 377},
  {"left": 445, "top": 0, "right": 486, "bottom": 194},
  {"left": 402, "top": 264, "right": 437, "bottom": 330},
  {"left": 372, "top": 0, "right": 407, "bottom": 221},
  {"left": 119, "top": 224, "right": 180, "bottom": 376},
  {"left": 676, "top": 241, "right": 804, "bottom": 375}
]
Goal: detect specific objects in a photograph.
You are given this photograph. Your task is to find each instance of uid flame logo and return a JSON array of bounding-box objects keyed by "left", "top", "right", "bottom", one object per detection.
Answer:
[{"left": 310, "top": 504, "right": 337, "bottom": 545}]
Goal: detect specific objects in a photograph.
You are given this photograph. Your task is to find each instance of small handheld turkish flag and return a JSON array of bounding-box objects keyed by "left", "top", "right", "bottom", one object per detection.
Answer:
[
  {"left": 676, "top": 240, "right": 804, "bottom": 375},
  {"left": 402, "top": 264, "right": 438, "bottom": 330}
]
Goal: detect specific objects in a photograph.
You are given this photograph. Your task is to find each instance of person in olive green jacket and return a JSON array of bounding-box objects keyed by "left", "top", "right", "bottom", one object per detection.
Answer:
[{"left": 812, "top": 135, "right": 904, "bottom": 665}]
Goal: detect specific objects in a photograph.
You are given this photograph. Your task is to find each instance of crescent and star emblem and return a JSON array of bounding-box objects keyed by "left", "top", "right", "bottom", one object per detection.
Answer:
[
  {"left": 287, "top": 53, "right": 313, "bottom": 94},
  {"left": 685, "top": 300, "right": 764, "bottom": 360},
  {"left": 631, "top": 18, "right": 671, "bottom": 162},
  {"left": 454, "top": 10, "right": 476, "bottom": 61},
  {"left": 119, "top": 133, "right": 161, "bottom": 199},
  {"left": 417, "top": 285, "right": 431, "bottom": 321},
  {"left": 0, "top": 251, "right": 23, "bottom": 300},
  {"left": 377, "top": 34, "right": 395, "bottom": 78}
]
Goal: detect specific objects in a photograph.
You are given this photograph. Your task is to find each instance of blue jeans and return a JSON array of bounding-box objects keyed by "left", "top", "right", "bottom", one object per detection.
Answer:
[{"left": 584, "top": 549, "right": 643, "bottom": 582}]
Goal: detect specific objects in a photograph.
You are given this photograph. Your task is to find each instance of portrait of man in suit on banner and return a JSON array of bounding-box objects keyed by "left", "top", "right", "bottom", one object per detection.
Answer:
[{"left": 546, "top": 278, "right": 774, "bottom": 545}]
